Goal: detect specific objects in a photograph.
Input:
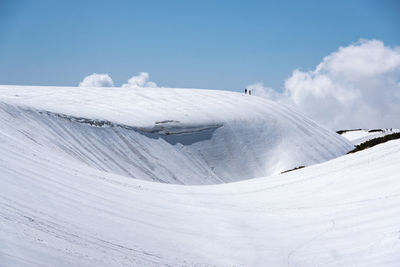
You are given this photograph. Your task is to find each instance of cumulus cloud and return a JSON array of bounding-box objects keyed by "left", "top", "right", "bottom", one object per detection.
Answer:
[
  {"left": 249, "top": 39, "right": 400, "bottom": 130},
  {"left": 122, "top": 72, "right": 158, "bottom": 88},
  {"left": 79, "top": 73, "right": 114, "bottom": 87}
]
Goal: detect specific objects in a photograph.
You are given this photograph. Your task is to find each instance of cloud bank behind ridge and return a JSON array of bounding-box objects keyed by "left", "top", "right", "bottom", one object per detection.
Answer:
[{"left": 248, "top": 39, "right": 400, "bottom": 130}]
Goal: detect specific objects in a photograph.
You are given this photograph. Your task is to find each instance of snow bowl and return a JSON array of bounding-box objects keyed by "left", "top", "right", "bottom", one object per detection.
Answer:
[{"left": 0, "top": 85, "right": 352, "bottom": 184}]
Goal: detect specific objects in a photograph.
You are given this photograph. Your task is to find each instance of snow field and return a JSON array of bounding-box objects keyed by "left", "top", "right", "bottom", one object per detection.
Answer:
[{"left": 1, "top": 85, "right": 398, "bottom": 266}]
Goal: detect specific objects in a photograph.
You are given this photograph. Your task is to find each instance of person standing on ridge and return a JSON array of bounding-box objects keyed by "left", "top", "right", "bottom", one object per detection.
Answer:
[{"left": 244, "top": 88, "right": 248, "bottom": 94}]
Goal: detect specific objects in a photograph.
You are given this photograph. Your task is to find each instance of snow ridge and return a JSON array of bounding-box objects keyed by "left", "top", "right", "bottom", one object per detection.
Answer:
[{"left": 0, "top": 86, "right": 352, "bottom": 184}]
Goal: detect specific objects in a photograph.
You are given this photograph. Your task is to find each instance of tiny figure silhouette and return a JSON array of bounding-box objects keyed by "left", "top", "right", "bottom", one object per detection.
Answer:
[
  {"left": 249, "top": 89, "right": 252, "bottom": 95},
  {"left": 244, "top": 88, "right": 248, "bottom": 94}
]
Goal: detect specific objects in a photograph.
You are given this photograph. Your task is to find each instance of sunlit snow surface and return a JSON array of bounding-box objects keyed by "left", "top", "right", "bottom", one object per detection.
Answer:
[
  {"left": 1, "top": 86, "right": 399, "bottom": 266},
  {"left": 0, "top": 85, "right": 351, "bottom": 184}
]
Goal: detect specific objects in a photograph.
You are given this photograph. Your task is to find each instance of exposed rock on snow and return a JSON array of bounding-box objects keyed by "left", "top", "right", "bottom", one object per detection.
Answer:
[{"left": 340, "top": 128, "right": 400, "bottom": 145}]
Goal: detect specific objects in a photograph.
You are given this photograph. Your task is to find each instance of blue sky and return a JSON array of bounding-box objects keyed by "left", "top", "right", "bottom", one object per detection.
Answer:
[{"left": 0, "top": 0, "right": 399, "bottom": 91}]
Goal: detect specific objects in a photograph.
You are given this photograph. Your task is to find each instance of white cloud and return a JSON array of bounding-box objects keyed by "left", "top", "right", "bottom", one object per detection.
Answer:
[
  {"left": 79, "top": 73, "right": 114, "bottom": 87},
  {"left": 247, "top": 82, "right": 280, "bottom": 101},
  {"left": 249, "top": 39, "right": 400, "bottom": 130},
  {"left": 122, "top": 72, "right": 158, "bottom": 88}
]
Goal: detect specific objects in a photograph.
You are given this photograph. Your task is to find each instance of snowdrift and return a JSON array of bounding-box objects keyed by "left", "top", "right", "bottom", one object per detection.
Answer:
[{"left": 0, "top": 85, "right": 351, "bottom": 184}]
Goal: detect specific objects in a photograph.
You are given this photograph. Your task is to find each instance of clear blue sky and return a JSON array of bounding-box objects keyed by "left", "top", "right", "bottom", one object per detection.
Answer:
[{"left": 0, "top": 0, "right": 399, "bottom": 91}]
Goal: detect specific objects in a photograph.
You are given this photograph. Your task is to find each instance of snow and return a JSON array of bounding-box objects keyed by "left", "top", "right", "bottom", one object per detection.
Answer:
[
  {"left": 0, "top": 85, "right": 351, "bottom": 184},
  {"left": 1, "top": 120, "right": 400, "bottom": 266},
  {"left": 1, "top": 85, "right": 398, "bottom": 266},
  {"left": 341, "top": 128, "right": 400, "bottom": 145}
]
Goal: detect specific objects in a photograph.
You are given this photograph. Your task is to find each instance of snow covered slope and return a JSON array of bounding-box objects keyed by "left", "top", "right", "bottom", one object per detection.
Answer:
[
  {"left": 0, "top": 85, "right": 351, "bottom": 184},
  {"left": 1, "top": 123, "right": 400, "bottom": 266},
  {"left": 0, "top": 85, "right": 399, "bottom": 266}
]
